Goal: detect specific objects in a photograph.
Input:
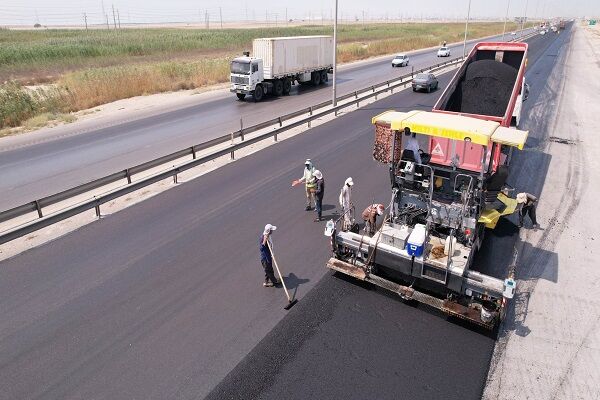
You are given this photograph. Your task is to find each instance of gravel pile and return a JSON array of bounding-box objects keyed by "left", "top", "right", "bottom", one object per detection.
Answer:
[
  {"left": 373, "top": 123, "right": 403, "bottom": 164},
  {"left": 449, "top": 59, "right": 518, "bottom": 117}
]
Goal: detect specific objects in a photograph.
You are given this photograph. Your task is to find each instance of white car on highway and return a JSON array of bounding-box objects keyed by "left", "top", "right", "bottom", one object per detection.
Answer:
[
  {"left": 437, "top": 47, "right": 450, "bottom": 57},
  {"left": 391, "top": 54, "right": 409, "bottom": 67}
]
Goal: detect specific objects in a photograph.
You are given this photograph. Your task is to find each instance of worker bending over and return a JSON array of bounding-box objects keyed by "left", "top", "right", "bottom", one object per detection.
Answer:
[
  {"left": 516, "top": 192, "right": 539, "bottom": 229},
  {"left": 362, "top": 204, "right": 385, "bottom": 236}
]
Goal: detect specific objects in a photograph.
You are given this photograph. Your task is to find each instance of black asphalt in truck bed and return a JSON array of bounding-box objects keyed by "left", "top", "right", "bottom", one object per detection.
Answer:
[{"left": 447, "top": 59, "right": 518, "bottom": 117}]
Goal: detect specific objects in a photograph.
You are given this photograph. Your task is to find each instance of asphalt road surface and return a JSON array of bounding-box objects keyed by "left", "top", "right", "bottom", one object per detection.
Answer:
[
  {"left": 0, "top": 32, "right": 527, "bottom": 211},
  {"left": 0, "top": 29, "right": 563, "bottom": 400}
]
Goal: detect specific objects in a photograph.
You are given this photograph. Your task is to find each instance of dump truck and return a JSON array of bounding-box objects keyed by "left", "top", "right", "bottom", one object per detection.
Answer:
[
  {"left": 324, "top": 42, "right": 531, "bottom": 330},
  {"left": 431, "top": 41, "right": 529, "bottom": 169},
  {"left": 230, "top": 36, "right": 333, "bottom": 102}
]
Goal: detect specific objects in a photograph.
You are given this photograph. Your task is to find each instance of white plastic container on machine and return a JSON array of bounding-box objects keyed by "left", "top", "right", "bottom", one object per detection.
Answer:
[{"left": 406, "top": 224, "right": 426, "bottom": 257}]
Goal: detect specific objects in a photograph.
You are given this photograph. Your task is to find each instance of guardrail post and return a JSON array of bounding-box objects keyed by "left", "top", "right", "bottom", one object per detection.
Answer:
[
  {"left": 278, "top": 116, "right": 283, "bottom": 127},
  {"left": 411, "top": 66, "right": 414, "bottom": 78},
  {"left": 356, "top": 91, "right": 359, "bottom": 108},
  {"left": 34, "top": 200, "right": 43, "bottom": 218},
  {"left": 173, "top": 168, "right": 178, "bottom": 184},
  {"left": 191, "top": 146, "right": 196, "bottom": 159},
  {"left": 95, "top": 201, "right": 101, "bottom": 218},
  {"left": 308, "top": 107, "right": 313, "bottom": 128},
  {"left": 240, "top": 118, "right": 244, "bottom": 141},
  {"left": 125, "top": 169, "right": 132, "bottom": 184}
]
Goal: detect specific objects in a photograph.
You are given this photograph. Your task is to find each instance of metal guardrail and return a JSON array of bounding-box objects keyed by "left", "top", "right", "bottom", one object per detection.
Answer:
[
  {"left": 0, "top": 56, "right": 463, "bottom": 232},
  {"left": 0, "top": 31, "right": 540, "bottom": 245}
]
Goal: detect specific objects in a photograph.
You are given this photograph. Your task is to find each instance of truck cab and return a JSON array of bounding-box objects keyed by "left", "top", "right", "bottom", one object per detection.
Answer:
[{"left": 230, "top": 56, "right": 263, "bottom": 100}]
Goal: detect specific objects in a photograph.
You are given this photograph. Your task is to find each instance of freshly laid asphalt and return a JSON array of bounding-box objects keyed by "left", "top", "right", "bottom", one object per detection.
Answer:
[
  {"left": 0, "top": 32, "right": 520, "bottom": 211},
  {"left": 0, "top": 30, "right": 564, "bottom": 400}
]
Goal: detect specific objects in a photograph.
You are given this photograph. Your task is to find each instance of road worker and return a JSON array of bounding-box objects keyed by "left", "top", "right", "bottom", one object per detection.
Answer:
[
  {"left": 516, "top": 192, "right": 539, "bottom": 229},
  {"left": 339, "top": 177, "right": 354, "bottom": 230},
  {"left": 259, "top": 224, "right": 280, "bottom": 287},
  {"left": 362, "top": 203, "right": 385, "bottom": 236},
  {"left": 292, "top": 159, "right": 317, "bottom": 210},
  {"left": 313, "top": 170, "right": 325, "bottom": 222}
]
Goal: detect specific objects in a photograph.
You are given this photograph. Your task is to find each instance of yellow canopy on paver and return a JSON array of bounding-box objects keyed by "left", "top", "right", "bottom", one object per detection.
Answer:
[{"left": 371, "top": 110, "right": 529, "bottom": 149}]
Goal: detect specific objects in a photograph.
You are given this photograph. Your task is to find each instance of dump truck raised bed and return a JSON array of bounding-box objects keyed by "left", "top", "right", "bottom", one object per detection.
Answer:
[
  {"left": 325, "top": 110, "right": 529, "bottom": 330},
  {"left": 230, "top": 36, "right": 333, "bottom": 102}
]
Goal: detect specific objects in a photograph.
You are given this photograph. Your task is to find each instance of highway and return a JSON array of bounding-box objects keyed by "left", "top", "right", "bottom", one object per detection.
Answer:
[
  {"left": 0, "top": 29, "right": 566, "bottom": 399},
  {"left": 0, "top": 32, "right": 521, "bottom": 211}
]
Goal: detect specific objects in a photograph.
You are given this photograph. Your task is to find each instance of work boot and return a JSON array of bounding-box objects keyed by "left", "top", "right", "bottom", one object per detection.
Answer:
[
  {"left": 263, "top": 281, "right": 274, "bottom": 287},
  {"left": 305, "top": 205, "right": 311, "bottom": 211}
]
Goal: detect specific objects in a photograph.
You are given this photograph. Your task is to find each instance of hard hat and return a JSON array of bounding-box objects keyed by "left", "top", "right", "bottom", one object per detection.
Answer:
[
  {"left": 263, "top": 224, "right": 277, "bottom": 234},
  {"left": 376, "top": 204, "right": 385, "bottom": 215},
  {"left": 314, "top": 170, "right": 323, "bottom": 179},
  {"left": 345, "top": 177, "right": 354, "bottom": 186},
  {"left": 305, "top": 159, "right": 312, "bottom": 165}
]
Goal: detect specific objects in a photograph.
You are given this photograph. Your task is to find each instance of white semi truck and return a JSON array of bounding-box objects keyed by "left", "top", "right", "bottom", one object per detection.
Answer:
[{"left": 230, "top": 36, "right": 333, "bottom": 102}]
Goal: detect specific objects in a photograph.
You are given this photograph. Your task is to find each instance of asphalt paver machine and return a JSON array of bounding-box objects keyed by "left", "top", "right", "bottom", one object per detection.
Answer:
[{"left": 325, "top": 110, "right": 529, "bottom": 329}]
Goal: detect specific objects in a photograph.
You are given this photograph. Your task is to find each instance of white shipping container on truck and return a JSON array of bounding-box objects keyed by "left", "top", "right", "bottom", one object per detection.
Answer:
[{"left": 230, "top": 35, "right": 333, "bottom": 102}]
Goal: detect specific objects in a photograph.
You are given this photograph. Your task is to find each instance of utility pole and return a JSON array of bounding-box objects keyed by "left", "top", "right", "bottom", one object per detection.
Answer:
[
  {"left": 83, "top": 12, "right": 88, "bottom": 30},
  {"left": 520, "top": 0, "right": 529, "bottom": 37},
  {"left": 105, "top": 13, "right": 110, "bottom": 29},
  {"left": 462, "top": 0, "right": 472, "bottom": 57},
  {"left": 502, "top": 0, "right": 511, "bottom": 40},
  {"left": 205, "top": 10, "right": 209, "bottom": 29},
  {"left": 220, "top": 7, "right": 223, "bottom": 29},
  {"left": 112, "top": 4, "right": 117, "bottom": 29},
  {"left": 333, "top": 0, "right": 338, "bottom": 107},
  {"left": 117, "top": 9, "right": 121, "bottom": 29},
  {"left": 285, "top": 8, "right": 288, "bottom": 25}
]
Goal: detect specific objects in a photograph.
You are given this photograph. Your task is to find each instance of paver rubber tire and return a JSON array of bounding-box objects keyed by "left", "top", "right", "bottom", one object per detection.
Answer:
[
  {"left": 274, "top": 80, "right": 284, "bottom": 96},
  {"left": 283, "top": 78, "right": 292, "bottom": 95},
  {"left": 311, "top": 71, "right": 321, "bottom": 85},
  {"left": 254, "top": 85, "right": 264, "bottom": 102},
  {"left": 413, "top": 87, "right": 417, "bottom": 92},
  {"left": 236, "top": 93, "right": 246, "bottom": 101},
  {"left": 320, "top": 70, "right": 328, "bottom": 84},
  {"left": 427, "top": 85, "right": 431, "bottom": 93}
]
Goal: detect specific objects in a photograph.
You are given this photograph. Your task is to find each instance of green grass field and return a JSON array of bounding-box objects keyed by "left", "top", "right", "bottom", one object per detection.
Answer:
[{"left": 1, "top": 22, "right": 521, "bottom": 129}]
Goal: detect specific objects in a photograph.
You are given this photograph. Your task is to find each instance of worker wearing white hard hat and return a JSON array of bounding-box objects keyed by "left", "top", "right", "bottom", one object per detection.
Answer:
[
  {"left": 339, "top": 177, "right": 354, "bottom": 230},
  {"left": 516, "top": 192, "right": 538, "bottom": 229},
  {"left": 313, "top": 170, "right": 325, "bottom": 221},
  {"left": 362, "top": 204, "right": 385, "bottom": 236},
  {"left": 259, "top": 224, "right": 279, "bottom": 287}
]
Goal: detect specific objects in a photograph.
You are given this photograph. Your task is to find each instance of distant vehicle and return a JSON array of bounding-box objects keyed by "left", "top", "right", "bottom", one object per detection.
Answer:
[
  {"left": 392, "top": 54, "right": 410, "bottom": 67},
  {"left": 540, "top": 29, "right": 546, "bottom": 35},
  {"left": 437, "top": 47, "right": 450, "bottom": 57},
  {"left": 230, "top": 36, "right": 333, "bottom": 102},
  {"left": 551, "top": 25, "right": 558, "bottom": 32},
  {"left": 412, "top": 73, "right": 438, "bottom": 93},
  {"left": 510, "top": 31, "right": 517, "bottom": 35}
]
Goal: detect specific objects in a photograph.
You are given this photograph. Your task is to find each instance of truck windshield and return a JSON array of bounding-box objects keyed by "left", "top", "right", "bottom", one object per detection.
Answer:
[{"left": 231, "top": 61, "right": 251, "bottom": 74}]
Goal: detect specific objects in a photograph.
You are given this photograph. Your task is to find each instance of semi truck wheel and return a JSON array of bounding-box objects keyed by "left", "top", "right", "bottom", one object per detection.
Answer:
[
  {"left": 283, "top": 78, "right": 292, "bottom": 95},
  {"left": 274, "top": 80, "right": 284, "bottom": 96},
  {"left": 236, "top": 93, "right": 246, "bottom": 101},
  {"left": 320, "top": 70, "right": 328, "bottom": 83},
  {"left": 311, "top": 71, "right": 321, "bottom": 85},
  {"left": 253, "top": 85, "right": 264, "bottom": 102}
]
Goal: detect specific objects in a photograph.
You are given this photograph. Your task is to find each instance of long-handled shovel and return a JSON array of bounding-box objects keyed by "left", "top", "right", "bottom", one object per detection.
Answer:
[{"left": 267, "top": 241, "right": 298, "bottom": 310}]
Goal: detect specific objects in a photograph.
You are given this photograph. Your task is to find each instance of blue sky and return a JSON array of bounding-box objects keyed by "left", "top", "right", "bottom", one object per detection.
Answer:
[{"left": 1, "top": 0, "right": 597, "bottom": 26}]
